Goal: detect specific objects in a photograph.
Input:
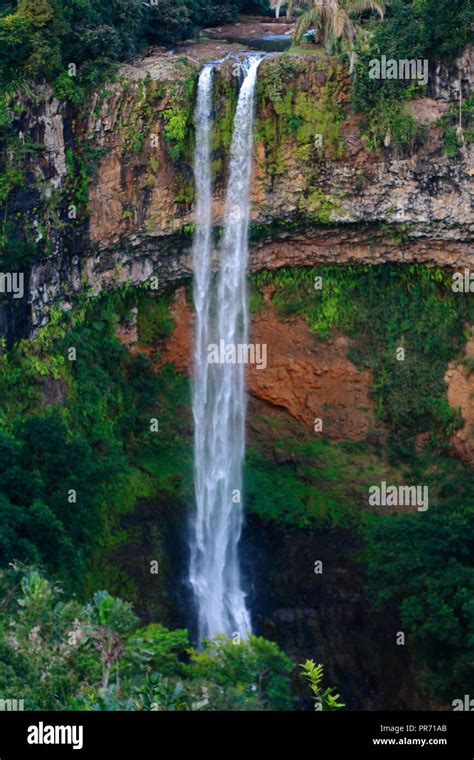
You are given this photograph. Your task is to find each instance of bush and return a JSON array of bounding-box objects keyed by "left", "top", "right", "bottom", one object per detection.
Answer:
[
  {"left": 0, "top": 566, "right": 298, "bottom": 711},
  {"left": 188, "top": 633, "right": 296, "bottom": 710},
  {"left": 351, "top": 0, "right": 473, "bottom": 143},
  {"left": 362, "top": 99, "right": 425, "bottom": 151}
]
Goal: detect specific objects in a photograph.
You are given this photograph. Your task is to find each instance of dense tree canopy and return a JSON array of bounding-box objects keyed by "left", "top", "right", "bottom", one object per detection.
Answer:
[
  {"left": 0, "top": 0, "right": 272, "bottom": 88},
  {"left": 0, "top": 565, "right": 298, "bottom": 710},
  {"left": 367, "top": 457, "right": 474, "bottom": 701}
]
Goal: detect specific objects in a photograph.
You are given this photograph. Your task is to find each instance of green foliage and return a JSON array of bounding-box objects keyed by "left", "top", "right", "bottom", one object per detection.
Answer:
[
  {"left": 366, "top": 454, "right": 474, "bottom": 700},
  {"left": 0, "top": 566, "right": 88, "bottom": 709},
  {"left": 419, "top": 0, "right": 474, "bottom": 61},
  {"left": 63, "top": 141, "right": 109, "bottom": 223},
  {"left": 162, "top": 103, "right": 193, "bottom": 162},
  {"left": 52, "top": 70, "right": 84, "bottom": 105},
  {"left": 291, "top": 0, "right": 386, "bottom": 57},
  {"left": 83, "top": 590, "right": 138, "bottom": 688},
  {"left": 244, "top": 413, "right": 414, "bottom": 529},
  {"left": 0, "top": 565, "right": 297, "bottom": 711},
  {"left": 260, "top": 55, "right": 301, "bottom": 103},
  {"left": 362, "top": 98, "right": 425, "bottom": 151},
  {"left": 351, "top": 0, "right": 473, "bottom": 132},
  {"left": 300, "top": 660, "right": 345, "bottom": 710},
  {"left": 0, "top": 107, "right": 45, "bottom": 268},
  {"left": 304, "top": 186, "right": 339, "bottom": 222},
  {"left": 0, "top": 12, "right": 33, "bottom": 87},
  {"left": 84, "top": 590, "right": 138, "bottom": 632},
  {"left": 256, "top": 60, "right": 346, "bottom": 181},
  {"left": 188, "top": 633, "right": 295, "bottom": 710},
  {"left": 0, "top": 165, "right": 24, "bottom": 205},
  {"left": 351, "top": 0, "right": 473, "bottom": 153},
  {"left": 351, "top": 1, "right": 427, "bottom": 116},
  {"left": 65, "top": 146, "right": 90, "bottom": 208},
  {"left": 0, "top": 289, "right": 189, "bottom": 592},
  {"left": 0, "top": 411, "right": 132, "bottom": 583},
  {"left": 127, "top": 624, "right": 189, "bottom": 677},
  {"left": 132, "top": 672, "right": 190, "bottom": 711},
  {"left": 252, "top": 264, "right": 472, "bottom": 461},
  {"left": 212, "top": 73, "right": 237, "bottom": 165},
  {"left": 438, "top": 94, "right": 474, "bottom": 158},
  {"left": 136, "top": 295, "right": 174, "bottom": 346},
  {"left": 245, "top": 441, "right": 367, "bottom": 528},
  {"left": 0, "top": 0, "right": 254, "bottom": 91}
]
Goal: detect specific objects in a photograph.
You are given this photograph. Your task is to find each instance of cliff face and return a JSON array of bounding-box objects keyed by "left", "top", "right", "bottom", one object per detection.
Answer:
[
  {"left": 146, "top": 287, "right": 377, "bottom": 441},
  {"left": 16, "top": 46, "right": 472, "bottom": 329},
  {"left": 16, "top": 45, "right": 473, "bottom": 459},
  {"left": 5, "top": 48, "right": 472, "bottom": 710}
]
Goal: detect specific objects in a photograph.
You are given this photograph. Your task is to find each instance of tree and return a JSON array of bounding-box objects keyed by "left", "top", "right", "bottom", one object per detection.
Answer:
[
  {"left": 0, "top": 13, "right": 33, "bottom": 87},
  {"left": 272, "top": 0, "right": 385, "bottom": 72},
  {"left": 83, "top": 591, "right": 138, "bottom": 691},
  {"left": 0, "top": 567, "right": 86, "bottom": 709},
  {"left": 16, "top": 0, "right": 67, "bottom": 80},
  {"left": 367, "top": 476, "right": 474, "bottom": 702},
  {"left": 0, "top": 567, "right": 299, "bottom": 711},
  {"left": 188, "top": 634, "right": 295, "bottom": 710},
  {"left": 126, "top": 623, "right": 189, "bottom": 677},
  {"left": 132, "top": 672, "right": 191, "bottom": 711}
]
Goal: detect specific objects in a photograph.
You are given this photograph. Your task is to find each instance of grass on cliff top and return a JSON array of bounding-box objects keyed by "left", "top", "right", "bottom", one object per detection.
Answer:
[{"left": 286, "top": 45, "right": 327, "bottom": 55}]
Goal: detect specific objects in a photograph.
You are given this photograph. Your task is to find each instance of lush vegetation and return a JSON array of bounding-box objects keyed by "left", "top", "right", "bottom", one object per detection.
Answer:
[
  {"left": 252, "top": 264, "right": 472, "bottom": 461},
  {"left": 0, "top": 256, "right": 472, "bottom": 709},
  {"left": 0, "top": 564, "right": 303, "bottom": 710},
  {"left": 0, "top": 289, "right": 309, "bottom": 711},
  {"left": 0, "top": 0, "right": 270, "bottom": 90},
  {"left": 351, "top": 0, "right": 473, "bottom": 148},
  {"left": 250, "top": 263, "right": 474, "bottom": 702},
  {"left": 366, "top": 453, "right": 474, "bottom": 701},
  {"left": 0, "top": 289, "right": 191, "bottom": 595},
  {"left": 268, "top": 0, "right": 472, "bottom": 150}
]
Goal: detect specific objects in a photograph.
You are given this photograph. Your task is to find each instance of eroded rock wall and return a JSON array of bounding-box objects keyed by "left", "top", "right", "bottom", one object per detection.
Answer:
[{"left": 18, "top": 48, "right": 472, "bottom": 329}]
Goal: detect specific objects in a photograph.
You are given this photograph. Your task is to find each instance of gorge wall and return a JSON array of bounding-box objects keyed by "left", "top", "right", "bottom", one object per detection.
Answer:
[
  {"left": 3, "top": 43, "right": 472, "bottom": 711},
  {"left": 7, "top": 46, "right": 471, "bottom": 331}
]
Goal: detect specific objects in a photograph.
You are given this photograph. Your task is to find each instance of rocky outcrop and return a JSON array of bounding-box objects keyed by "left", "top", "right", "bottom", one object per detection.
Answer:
[
  {"left": 18, "top": 46, "right": 472, "bottom": 330},
  {"left": 120, "top": 288, "right": 376, "bottom": 443},
  {"left": 82, "top": 48, "right": 473, "bottom": 246},
  {"left": 244, "top": 518, "right": 429, "bottom": 710},
  {"left": 28, "top": 221, "right": 474, "bottom": 330},
  {"left": 247, "top": 308, "right": 375, "bottom": 439},
  {"left": 445, "top": 328, "right": 474, "bottom": 467}
]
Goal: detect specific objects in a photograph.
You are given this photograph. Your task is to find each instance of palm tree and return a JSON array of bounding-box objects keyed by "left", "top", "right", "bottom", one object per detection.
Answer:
[
  {"left": 271, "top": 0, "right": 386, "bottom": 71},
  {"left": 270, "top": 0, "right": 301, "bottom": 20}
]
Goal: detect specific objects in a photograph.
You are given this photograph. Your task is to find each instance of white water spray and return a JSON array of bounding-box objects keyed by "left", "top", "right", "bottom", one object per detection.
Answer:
[{"left": 190, "top": 56, "right": 262, "bottom": 641}]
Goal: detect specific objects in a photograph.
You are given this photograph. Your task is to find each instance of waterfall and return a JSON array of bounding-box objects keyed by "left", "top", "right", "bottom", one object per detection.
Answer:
[{"left": 190, "top": 55, "right": 262, "bottom": 641}]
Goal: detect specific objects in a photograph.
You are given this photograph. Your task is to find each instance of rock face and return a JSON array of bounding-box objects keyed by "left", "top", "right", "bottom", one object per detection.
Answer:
[
  {"left": 120, "top": 285, "right": 474, "bottom": 466},
  {"left": 7, "top": 43, "right": 474, "bottom": 466},
  {"left": 162, "top": 287, "right": 194, "bottom": 374},
  {"left": 85, "top": 69, "right": 198, "bottom": 248},
  {"left": 445, "top": 328, "right": 474, "bottom": 467},
  {"left": 247, "top": 308, "right": 375, "bottom": 439},
  {"left": 244, "top": 519, "right": 428, "bottom": 710},
  {"left": 121, "top": 288, "right": 376, "bottom": 442},
  {"left": 18, "top": 47, "right": 472, "bottom": 329}
]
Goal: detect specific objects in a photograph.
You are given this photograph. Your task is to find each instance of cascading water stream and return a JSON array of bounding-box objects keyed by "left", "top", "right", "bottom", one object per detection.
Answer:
[{"left": 190, "top": 55, "right": 262, "bottom": 641}]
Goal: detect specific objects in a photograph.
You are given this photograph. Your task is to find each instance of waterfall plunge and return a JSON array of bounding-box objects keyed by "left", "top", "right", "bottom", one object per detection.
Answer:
[{"left": 190, "top": 56, "right": 262, "bottom": 641}]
